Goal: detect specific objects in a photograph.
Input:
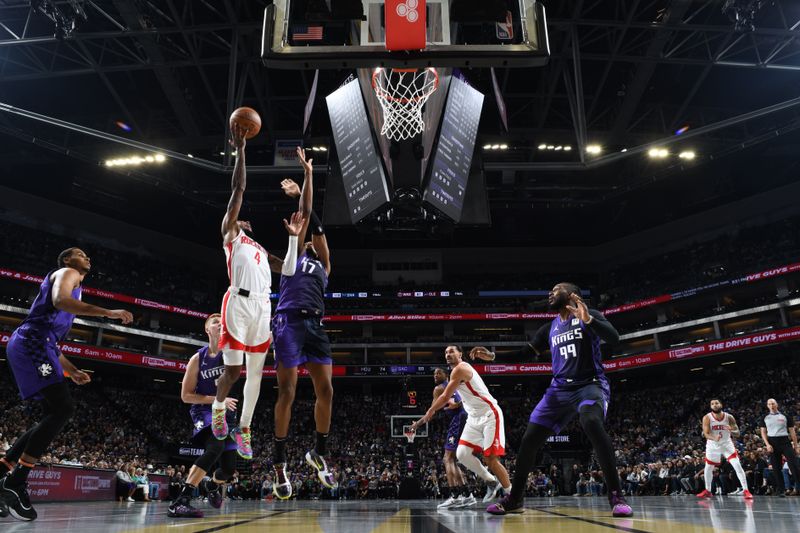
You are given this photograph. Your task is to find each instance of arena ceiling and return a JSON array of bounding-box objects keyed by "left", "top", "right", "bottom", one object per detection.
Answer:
[{"left": 0, "top": 0, "right": 799, "bottom": 248}]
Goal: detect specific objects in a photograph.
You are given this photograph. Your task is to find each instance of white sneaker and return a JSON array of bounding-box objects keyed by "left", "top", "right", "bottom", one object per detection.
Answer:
[
  {"left": 483, "top": 480, "right": 502, "bottom": 503},
  {"left": 458, "top": 494, "right": 477, "bottom": 508},
  {"left": 730, "top": 488, "right": 743, "bottom": 495},
  {"left": 437, "top": 496, "right": 458, "bottom": 509}
]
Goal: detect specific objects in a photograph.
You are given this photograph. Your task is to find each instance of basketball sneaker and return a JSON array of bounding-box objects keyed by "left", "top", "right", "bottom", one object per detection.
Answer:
[
  {"left": 0, "top": 499, "right": 8, "bottom": 518},
  {"left": 0, "top": 478, "right": 37, "bottom": 521},
  {"left": 273, "top": 463, "right": 293, "bottom": 500},
  {"left": 696, "top": 489, "right": 712, "bottom": 498},
  {"left": 232, "top": 427, "right": 253, "bottom": 460},
  {"left": 458, "top": 494, "right": 477, "bottom": 508},
  {"left": 168, "top": 498, "right": 204, "bottom": 518},
  {"left": 203, "top": 480, "right": 223, "bottom": 509},
  {"left": 743, "top": 489, "right": 753, "bottom": 500},
  {"left": 437, "top": 495, "right": 459, "bottom": 509},
  {"left": 483, "top": 478, "right": 502, "bottom": 502},
  {"left": 211, "top": 407, "right": 228, "bottom": 440},
  {"left": 730, "top": 487, "right": 743, "bottom": 495},
  {"left": 609, "top": 490, "right": 633, "bottom": 517},
  {"left": 486, "top": 494, "right": 524, "bottom": 515},
  {"left": 305, "top": 450, "right": 337, "bottom": 489}
]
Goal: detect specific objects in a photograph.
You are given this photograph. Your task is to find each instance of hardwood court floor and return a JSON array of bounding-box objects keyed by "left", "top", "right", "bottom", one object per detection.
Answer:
[{"left": 1, "top": 495, "right": 796, "bottom": 532}]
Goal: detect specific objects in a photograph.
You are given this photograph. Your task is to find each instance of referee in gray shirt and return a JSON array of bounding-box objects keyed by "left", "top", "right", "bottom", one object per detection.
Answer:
[{"left": 759, "top": 398, "right": 800, "bottom": 496}]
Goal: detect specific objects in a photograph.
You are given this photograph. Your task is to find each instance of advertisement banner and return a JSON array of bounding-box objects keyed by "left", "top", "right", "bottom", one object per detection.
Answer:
[{"left": 28, "top": 465, "right": 115, "bottom": 502}]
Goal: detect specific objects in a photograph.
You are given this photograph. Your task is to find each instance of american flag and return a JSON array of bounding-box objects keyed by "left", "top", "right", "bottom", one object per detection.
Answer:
[{"left": 292, "top": 24, "right": 324, "bottom": 41}]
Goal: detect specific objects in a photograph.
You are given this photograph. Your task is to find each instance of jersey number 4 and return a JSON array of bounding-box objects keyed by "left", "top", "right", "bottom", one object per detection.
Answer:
[
  {"left": 559, "top": 344, "right": 577, "bottom": 360},
  {"left": 254, "top": 251, "right": 261, "bottom": 265}
]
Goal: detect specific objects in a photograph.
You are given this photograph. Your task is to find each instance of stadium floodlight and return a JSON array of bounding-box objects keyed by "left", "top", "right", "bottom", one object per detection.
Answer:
[
  {"left": 586, "top": 144, "right": 602, "bottom": 155},
  {"left": 678, "top": 151, "right": 696, "bottom": 160}
]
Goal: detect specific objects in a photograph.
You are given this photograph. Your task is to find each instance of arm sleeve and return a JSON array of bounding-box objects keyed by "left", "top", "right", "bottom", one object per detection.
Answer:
[
  {"left": 281, "top": 236, "right": 299, "bottom": 276},
  {"left": 587, "top": 309, "right": 619, "bottom": 345},
  {"left": 532, "top": 323, "right": 550, "bottom": 354}
]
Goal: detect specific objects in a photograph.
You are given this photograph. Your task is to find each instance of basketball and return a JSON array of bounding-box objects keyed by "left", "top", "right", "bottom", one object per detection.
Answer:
[{"left": 229, "top": 107, "right": 261, "bottom": 139}]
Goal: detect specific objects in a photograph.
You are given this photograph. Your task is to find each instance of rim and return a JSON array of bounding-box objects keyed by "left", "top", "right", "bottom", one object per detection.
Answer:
[{"left": 372, "top": 67, "right": 440, "bottom": 104}]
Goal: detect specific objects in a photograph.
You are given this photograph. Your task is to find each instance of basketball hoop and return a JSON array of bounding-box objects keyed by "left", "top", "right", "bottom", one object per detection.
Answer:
[
  {"left": 403, "top": 425, "right": 417, "bottom": 444},
  {"left": 372, "top": 68, "right": 439, "bottom": 141}
]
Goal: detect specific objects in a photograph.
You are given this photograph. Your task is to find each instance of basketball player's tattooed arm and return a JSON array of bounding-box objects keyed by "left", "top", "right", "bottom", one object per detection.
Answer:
[
  {"left": 180, "top": 354, "right": 238, "bottom": 409},
  {"left": 728, "top": 415, "right": 741, "bottom": 438},
  {"left": 52, "top": 268, "right": 133, "bottom": 323},
  {"left": 222, "top": 123, "right": 248, "bottom": 244},
  {"left": 412, "top": 364, "right": 468, "bottom": 429}
]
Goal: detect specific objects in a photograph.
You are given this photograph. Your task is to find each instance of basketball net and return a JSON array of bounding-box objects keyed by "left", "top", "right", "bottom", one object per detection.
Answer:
[
  {"left": 403, "top": 425, "right": 417, "bottom": 444},
  {"left": 372, "top": 68, "right": 439, "bottom": 141}
]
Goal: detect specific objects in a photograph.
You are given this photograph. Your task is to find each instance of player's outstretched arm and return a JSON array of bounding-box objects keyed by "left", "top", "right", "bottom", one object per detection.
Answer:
[
  {"left": 222, "top": 123, "right": 248, "bottom": 244},
  {"left": 51, "top": 268, "right": 133, "bottom": 323},
  {"left": 280, "top": 211, "right": 305, "bottom": 276},
  {"left": 295, "top": 147, "right": 314, "bottom": 254},
  {"left": 469, "top": 346, "right": 496, "bottom": 361}
]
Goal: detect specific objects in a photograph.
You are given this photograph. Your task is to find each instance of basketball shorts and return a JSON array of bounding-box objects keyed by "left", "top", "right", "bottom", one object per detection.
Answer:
[
  {"left": 458, "top": 408, "right": 506, "bottom": 457},
  {"left": 6, "top": 329, "right": 65, "bottom": 400},
  {"left": 190, "top": 407, "right": 238, "bottom": 452},
  {"left": 444, "top": 411, "right": 468, "bottom": 452},
  {"left": 705, "top": 439, "right": 738, "bottom": 465},
  {"left": 529, "top": 377, "right": 610, "bottom": 434},
  {"left": 219, "top": 289, "right": 272, "bottom": 365},
  {"left": 272, "top": 312, "right": 332, "bottom": 369}
]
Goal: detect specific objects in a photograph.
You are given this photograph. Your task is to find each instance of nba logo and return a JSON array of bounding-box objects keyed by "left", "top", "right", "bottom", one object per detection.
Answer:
[
  {"left": 496, "top": 11, "right": 514, "bottom": 41},
  {"left": 385, "top": 0, "right": 426, "bottom": 51}
]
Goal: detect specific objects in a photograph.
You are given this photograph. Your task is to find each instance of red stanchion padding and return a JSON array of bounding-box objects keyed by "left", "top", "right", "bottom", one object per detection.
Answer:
[{"left": 385, "top": 0, "right": 426, "bottom": 51}]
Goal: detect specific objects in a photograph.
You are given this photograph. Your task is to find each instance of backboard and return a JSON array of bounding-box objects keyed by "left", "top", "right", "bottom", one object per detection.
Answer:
[
  {"left": 390, "top": 415, "right": 428, "bottom": 438},
  {"left": 262, "top": 0, "right": 550, "bottom": 69}
]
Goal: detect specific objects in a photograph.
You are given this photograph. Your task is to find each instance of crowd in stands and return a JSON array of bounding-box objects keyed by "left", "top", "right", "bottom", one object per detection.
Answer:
[{"left": 2, "top": 352, "right": 800, "bottom": 502}]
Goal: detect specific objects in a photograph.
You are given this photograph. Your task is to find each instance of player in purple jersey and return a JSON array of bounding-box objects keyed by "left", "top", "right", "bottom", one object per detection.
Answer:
[
  {"left": 485, "top": 283, "right": 632, "bottom": 518},
  {"left": 0, "top": 248, "right": 132, "bottom": 521},
  {"left": 168, "top": 314, "right": 239, "bottom": 518},
  {"left": 431, "top": 368, "right": 471, "bottom": 509},
  {"left": 268, "top": 150, "right": 336, "bottom": 499}
]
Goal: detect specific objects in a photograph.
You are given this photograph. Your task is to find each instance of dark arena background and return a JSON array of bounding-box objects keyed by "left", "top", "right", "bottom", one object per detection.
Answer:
[{"left": 1, "top": 1, "right": 800, "bottom": 531}]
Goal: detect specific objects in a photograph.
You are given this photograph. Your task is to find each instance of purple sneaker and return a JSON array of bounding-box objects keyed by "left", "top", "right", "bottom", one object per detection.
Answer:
[
  {"left": 486, "top": 494, "right": 524, "bottom": 515},
  {"left": 168, "top": 500, "right": 204, "bottom": 518},
  {"left": 609, "top": 491, "right": 633, "bottom": 517}
]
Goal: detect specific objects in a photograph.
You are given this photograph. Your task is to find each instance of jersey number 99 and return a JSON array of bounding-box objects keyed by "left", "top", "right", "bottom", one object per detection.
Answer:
[{"left": 559, "top": 344, "right": 577, "bottom": 360}]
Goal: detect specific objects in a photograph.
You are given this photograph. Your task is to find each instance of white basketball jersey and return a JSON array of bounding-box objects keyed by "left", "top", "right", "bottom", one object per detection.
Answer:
[
  {"left": 224, "top": 230, "right": 271, "bottom": 294},
  {"left": 456, "top": 362, "right": 500, "bottom": 418},
  {"left": 707, "top": 412, "right": 732, "bottom": 443}
]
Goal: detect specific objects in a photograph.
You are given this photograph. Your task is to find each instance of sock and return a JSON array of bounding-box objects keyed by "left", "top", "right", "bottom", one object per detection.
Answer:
[
  {"left": 456, "top": 446, "right": 495, "bottom": 483},
  {"left": 704, "top": 463, "right": 714, "bottom": 491},
  {"left": 729, "top": 457, "right": 749, "bottom": 491},
  {"left": 212, "top": 399, "right": 226, "bottom": 411},
  {"left": 7, "top": 460, "right": 34, "bottom": 486},
  {"left": 315, "top": 431, "right": 328, "bottom": 456},
  {"left": 0, "top": 458, "right": 15, "bottom": 476},
  {"left": 178, "top": 483, "right": 196, "bottom": 501},
  {"left": 274, "top": 437, "right": 287, "bottom": 465}
]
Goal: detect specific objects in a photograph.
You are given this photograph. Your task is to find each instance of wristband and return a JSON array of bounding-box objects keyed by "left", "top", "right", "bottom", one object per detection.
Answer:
[{"left": 310, "top": 211, "right": 325, "bottom": 236}]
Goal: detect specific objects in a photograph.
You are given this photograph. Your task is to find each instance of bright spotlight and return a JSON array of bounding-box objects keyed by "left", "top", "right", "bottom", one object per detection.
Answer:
[
  {"left": 538, "top": 144, "right": 547, "bottom": 150},
  {"left": 155, "top": 154, "right": 166, "bottom": 162},
  {"left": 679, "top": 151, "right": 696, "bottom": 160},
  {"left": 586, "top": 144, "right": 602, "bottom": 155}
]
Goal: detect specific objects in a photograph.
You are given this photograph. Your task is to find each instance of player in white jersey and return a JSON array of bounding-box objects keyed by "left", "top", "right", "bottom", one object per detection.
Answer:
[
  {"left": 412, "top": 345, "right": 511, "bottom": 504},
  {"left": 697, "top": 399, "right": 752, "bottom": 499},
  {"left": 211, "top": 122, "right": 305, "bottom": 460}
]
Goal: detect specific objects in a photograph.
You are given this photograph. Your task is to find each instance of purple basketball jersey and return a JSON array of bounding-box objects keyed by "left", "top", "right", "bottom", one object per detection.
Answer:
[
  {"left": 275, "top": 252, "right": 327, "bottom": 313},
  {"left": 547, "top": 315, "right": 604, "bottom": 386},
  {"left": 6, "top": 269, "right": 80, "bottom": 399}
]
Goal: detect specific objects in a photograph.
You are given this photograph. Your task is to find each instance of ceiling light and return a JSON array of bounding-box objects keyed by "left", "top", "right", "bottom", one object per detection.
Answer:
[
  {"left": 491, "top": 144, "right": 500, "bottom": 150},
  {"left": 187, "top": 153, "right": 194, "bottom": 158},
  {"left": 563, "top": 145, "right": 572, "bottom": 151},
  {"left": 145, "top": 155, "right": 154, "bottom": 163},
  {"left": 621, "top": 148, "right": 628, "bottom": 153},
  {"left": 648, "top": 148, "right": 669, "bottom": 159},
  {"left": 484, "top": 144, "right": 493, "bottom": 150},
  {"left": 546, "top": 145, "right": 554, "bottom": 150},
  {"left": 678, "top": 150, "right": 695, "bottom": 160},
  {"left": 586, "top": 144, "right": 602, "bottom": 154},
  {"left": 538, "top": 144, "right": 547, "bottom": 150},
  {"left": 555, "top": 145, "right": 562, "bottom": 151},
  {"left": 499, "top": 144, "right": 508, "bottom": 150}
]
